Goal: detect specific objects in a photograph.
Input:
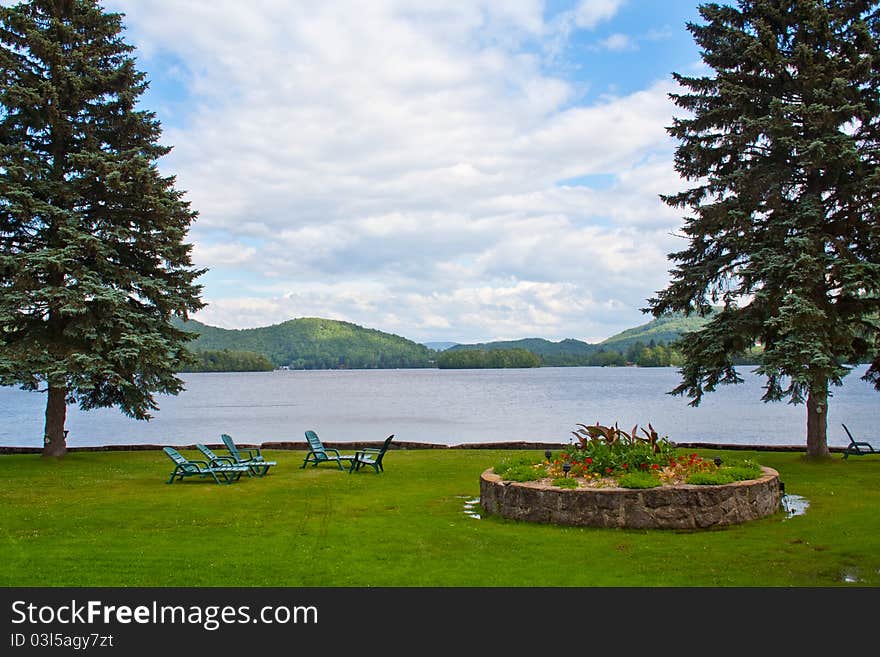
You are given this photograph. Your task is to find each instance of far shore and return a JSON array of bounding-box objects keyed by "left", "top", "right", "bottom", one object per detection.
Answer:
[{"left": 0, "top": 440, "right": 847, "bottom": 454}]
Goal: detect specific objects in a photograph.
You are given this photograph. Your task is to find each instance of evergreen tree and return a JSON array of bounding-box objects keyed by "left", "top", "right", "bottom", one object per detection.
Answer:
[
  {"left": 650, "top": 1, "right": 880, "bottom": 458},
  {"left": 0, "top": 0, "right": 205, "bottom": 456}
]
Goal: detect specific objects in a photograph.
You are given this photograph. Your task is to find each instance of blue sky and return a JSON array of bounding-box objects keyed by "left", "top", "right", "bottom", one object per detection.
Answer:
[{"left": 102, "top": 0, "right": 709, "bottom": 344}]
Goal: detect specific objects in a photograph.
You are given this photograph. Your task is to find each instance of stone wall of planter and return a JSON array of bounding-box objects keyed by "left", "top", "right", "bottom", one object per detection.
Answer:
[{"left": 479, "top": 467, "right": 782, "bottom": 529}]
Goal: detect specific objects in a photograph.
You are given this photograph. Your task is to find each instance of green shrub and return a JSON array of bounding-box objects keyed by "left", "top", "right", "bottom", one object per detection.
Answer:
[
  {"left": 494, "top": 454, "right": 536, "bottom": 473},
  {"left": 686, "top": 471, "right": 736, "bottom": 485},
  {"left": 494, "top": 455, "right": 543, "bottom": 482},
  {"left": 552, "top": 477, "right": 578, "bottom": 489},
  {"left": 618, "top": 472, "right": 662, "bottom": 489},
  {"left": 500, "top": 465, "right": 543, "bottom": 482},
  {"left": 719, "top": 459, "right": 763, "bottom": 481}
]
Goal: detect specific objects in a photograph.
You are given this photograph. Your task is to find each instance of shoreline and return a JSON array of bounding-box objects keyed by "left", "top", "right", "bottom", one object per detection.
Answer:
[{"left": 0, "top": 440, "right": 850, "bottom": 454}]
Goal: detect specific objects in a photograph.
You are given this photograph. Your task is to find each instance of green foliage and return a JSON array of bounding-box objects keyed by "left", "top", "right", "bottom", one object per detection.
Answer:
[
  {"left": 0, "top": 0, "right": 205, "bottom": 451},
  {"left": 551, "top": 477, "right": 578, "bottom": 489},
  {"left": 626, "top": 340, "right": 685, "bottom": 367},
  {"left": 179, "top": 312, "right": 755, "bottom": 372},
  {"left": 447, "top": 337, "right": 595, "bottom": 358},
  {"left": 179, "top": 318, "right": 433, "bottom": 370},
  {"left": 436, "top": 347, "right": 541, "bottom": 369},
  {"left": 445, "top": 314, "right": 715, "bottom": 367},
  {"left": 441, "top": 313, "right": 760, "bottom": 367},
  {"left": 493, "top": 454, "right": 543, "bottom": 482},
  {"left": 685, "top": 455, "right": 762, "bottom": 485},
  {"left": 495, "top": 464, "right": 543, "bottom": 482},
  {"left": 181, "top": 350, "right": 274, "bottom": 373},
  {"left": 648, "top": 0, "right": 880, "bottom": 456},
  {"left": 686, "top": 471, "right": 736, "bottom": 486},
  {"left": 618, "top": 472, "right": 663, "bottom": 489},
  {"left": 719, "top": 459, "right": 764, "bottom": 482},
  {"left": 560, "top": 422, "right": 677, "bottom": 478},
  {"left": 601, "top": 312, "right": 715, "bottom": 355}
]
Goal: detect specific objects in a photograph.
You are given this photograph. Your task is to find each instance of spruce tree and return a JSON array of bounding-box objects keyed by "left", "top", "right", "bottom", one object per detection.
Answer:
[
  {"left": 650, "top": 0, "right": 880, "bottom": 458},
  {"left": 0, "top": 0, "right": 205, "bottom": 456}
]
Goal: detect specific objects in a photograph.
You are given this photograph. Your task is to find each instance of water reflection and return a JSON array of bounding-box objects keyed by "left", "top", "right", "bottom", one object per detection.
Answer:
[
  {"left": 780, "top": 494, "right": 809, "bottom": 519},
  {"left": 459, "top": 496, "right": 481, "bottom": 519}
]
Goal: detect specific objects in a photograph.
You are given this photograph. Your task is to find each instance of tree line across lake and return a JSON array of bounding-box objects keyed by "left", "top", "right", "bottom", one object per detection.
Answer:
[
  {"left": 181, "top": 340, "right": 763, "bottom": 372},
  {"left": 176, "top": 314, "right": 767, "bottom": 372}
]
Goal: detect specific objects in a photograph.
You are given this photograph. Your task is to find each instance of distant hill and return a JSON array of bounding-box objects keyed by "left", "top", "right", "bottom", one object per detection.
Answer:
[
  {"left": 446, "top": 312, "right": 714, "bottom": 365},
  {"left": 448, "top": 337, "right": 598, "bottom": 357},
  {"left": 177, "top": 317, "right": 434, "bottom": 370},
  {"left": 175, "top": 312, "right": 718, "bottom": 371},
  {"left": 422, "top": 341, "right": 459, "bottom": 351},
  {"left": 598, "top": 312, "right": 714, "bottom": 353}
]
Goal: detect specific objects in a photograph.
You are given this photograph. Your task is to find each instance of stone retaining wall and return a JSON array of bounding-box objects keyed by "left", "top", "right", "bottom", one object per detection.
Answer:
[
  {"left": 1, "top": 442, "right": 850, "bottom": 454},
  {"left": 480, "top": 467, "right": 782, "bottom": 529}
]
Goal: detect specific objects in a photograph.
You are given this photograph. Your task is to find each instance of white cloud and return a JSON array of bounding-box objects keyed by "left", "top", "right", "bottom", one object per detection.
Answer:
[
  {"left": 197, "top": 277, "right": 641, "bottom": 344},
  {"left": 192, "top": 242, "right": 257, "bottom": 268},
  {"left": 103, "top": 0, "right": 687, "bottom": 343},
  {"left": 573, "top": 0, "right": 626, "bottom": 29},
  {"left": 596, "top": 32, "right": 636, "bottom": 52}
]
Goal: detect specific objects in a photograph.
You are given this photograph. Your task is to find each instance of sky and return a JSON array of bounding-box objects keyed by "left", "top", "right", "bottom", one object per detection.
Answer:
[{"left": 100, "top": 0, "right": 709, "bottom": 345}]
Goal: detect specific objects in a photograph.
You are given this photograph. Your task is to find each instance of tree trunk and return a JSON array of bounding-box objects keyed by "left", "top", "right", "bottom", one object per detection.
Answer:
[
  {"left": 43, "top": 384, "right": 68, "bottom": 457},
  {"left": 805, "top": 381, "right": 831, "bottom": 459}
]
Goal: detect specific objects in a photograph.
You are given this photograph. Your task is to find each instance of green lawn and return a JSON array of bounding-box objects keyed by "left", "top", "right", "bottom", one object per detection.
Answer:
[{"left": 1, "top": 448, "right": 878, "bottom": 586}]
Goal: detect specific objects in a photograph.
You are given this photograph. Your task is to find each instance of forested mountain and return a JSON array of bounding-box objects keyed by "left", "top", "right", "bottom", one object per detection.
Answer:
[
  {"left": 436, "top": 347, "right": 541, "bottom": 369},
  {"left": 598, "top": 312, "right": 715, "bottom": 353},
  {"left": 179, "top": 349, "right": 275, "bottom": 373},
  {"left": 447, "top": 337, "right": 597, "bottom": 357},
  {"left": 444, "top": 313, "right": 718, "bottom": 366},
  {"left": 175, "top": 312, "right": 722, "bottom": 371},
  {"left": 422, "top": 341, "right": 459, "bottom": 351},
  {"left": 178, "top": 318, "right": 434, "bottom": 370}
]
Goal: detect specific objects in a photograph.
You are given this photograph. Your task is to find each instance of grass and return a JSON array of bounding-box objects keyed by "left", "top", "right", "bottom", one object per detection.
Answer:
[{"left": 0, "top": 448, "right": 878, "bottom": 586}]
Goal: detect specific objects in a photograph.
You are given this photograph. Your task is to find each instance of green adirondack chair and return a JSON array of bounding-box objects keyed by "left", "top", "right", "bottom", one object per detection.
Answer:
[
  {"left": 301, "top": 430, "right": 355, "bottom": 470},
  {"left": 219, "top": 434, "right": 276, "bottom": 476},
  {"left": 163, "top": 447, "right": 248, "bottom": 484},
  {"left": 842, "top": 424, "right": 879, "bottom": 459},
  {"left": 349, "top": 435, "right": 395, "bottom": 474}
]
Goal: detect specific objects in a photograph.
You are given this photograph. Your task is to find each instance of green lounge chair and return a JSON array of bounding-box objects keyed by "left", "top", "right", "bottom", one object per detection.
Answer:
[
  {"left": 350, "top": 435, "right": 394, "bottom": 474},
  {"left": 196, "top": 443, "right": 244, "bottom": 470},
  {"left": 219, "top": 434, "right": 276, "bottom": 476},
  {"left": 163, "top": 447, "right": 249, "bottom": 484},
  {"left": 842, "top": 424, "right": 879, "bottom": 459},
  {"left": 301, "top": 430, "right": 356, "bottom": 470}
]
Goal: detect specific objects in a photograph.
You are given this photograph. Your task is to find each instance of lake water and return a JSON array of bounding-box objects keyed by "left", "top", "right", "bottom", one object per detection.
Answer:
[{"left": 0, "top": 366, "right": 876, "bottom": 448}]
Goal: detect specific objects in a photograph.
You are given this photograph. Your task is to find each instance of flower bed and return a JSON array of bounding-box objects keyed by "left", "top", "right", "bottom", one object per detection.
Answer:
[
  {"left": 479, "top": 466, "right": 782, "bottom": 529},
  {"left": 480, "top": 422, "right": 783, "bottom": 529},
  {"left": 493, "top": 423, "right": 767, "bottom": 487}
]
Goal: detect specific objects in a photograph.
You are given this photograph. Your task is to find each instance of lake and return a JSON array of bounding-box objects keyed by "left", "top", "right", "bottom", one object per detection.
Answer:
[{"left": 0, "top": 366, "right": 876, "bottom": 448}]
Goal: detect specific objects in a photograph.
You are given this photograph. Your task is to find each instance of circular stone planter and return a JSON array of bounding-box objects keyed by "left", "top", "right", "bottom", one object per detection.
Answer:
[{"left": 479, "top": 467, "right": 782, "bottom": 529}]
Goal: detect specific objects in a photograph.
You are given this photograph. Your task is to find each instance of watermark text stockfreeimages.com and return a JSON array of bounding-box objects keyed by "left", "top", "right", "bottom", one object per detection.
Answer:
[{"left": 10, "top": 599, "right": 317, "bottom": 632}]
